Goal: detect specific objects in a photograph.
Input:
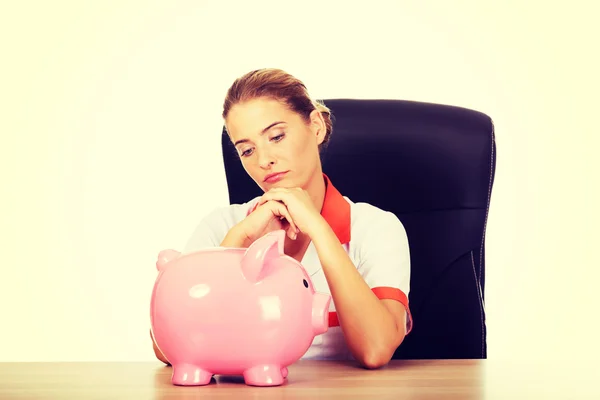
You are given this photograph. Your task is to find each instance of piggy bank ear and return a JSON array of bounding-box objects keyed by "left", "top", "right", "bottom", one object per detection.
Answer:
[
  {"left": 241, "top": 230, "right": 285, "bottom": 283},
  {"left": 156, "top": 249, "right": 181, "bottom": 271}
]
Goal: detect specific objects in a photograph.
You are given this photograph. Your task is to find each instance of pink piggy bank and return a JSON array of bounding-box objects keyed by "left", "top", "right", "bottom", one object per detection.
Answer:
[{"left": 150, "top": 229, "right": 331, "bottom": 387}]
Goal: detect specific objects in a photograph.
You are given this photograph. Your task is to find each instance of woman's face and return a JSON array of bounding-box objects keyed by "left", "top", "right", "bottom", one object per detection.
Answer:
[{"left": 225, "top": 97, "right": 326, "bottom": 191}]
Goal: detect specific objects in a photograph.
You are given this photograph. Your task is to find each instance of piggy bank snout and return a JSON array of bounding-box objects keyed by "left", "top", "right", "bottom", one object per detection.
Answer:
[{"left": 311, "top": 292, "right": 331, "bottom": 335}]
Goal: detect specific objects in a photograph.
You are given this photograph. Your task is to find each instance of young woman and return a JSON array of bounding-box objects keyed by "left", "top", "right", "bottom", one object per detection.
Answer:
[{"left": 152, "top": 68, "right": 412, "bottom": 369}]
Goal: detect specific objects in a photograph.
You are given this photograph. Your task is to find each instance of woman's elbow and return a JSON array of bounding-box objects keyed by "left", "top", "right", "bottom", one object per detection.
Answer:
[
  {"left": 359, "top": 339, "right": 402, "bottom": 369},
  {"left": 358, "top": 334, "right": 405, "bottom": 369},
  {"left": 359, "top": 348, "right": 393, "bottom": 369}
]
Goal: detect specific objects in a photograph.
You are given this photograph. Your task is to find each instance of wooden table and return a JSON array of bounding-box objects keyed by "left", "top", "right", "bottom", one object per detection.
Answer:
[{"left": 1, "top": 359, "right": 598, "bottom": 399}]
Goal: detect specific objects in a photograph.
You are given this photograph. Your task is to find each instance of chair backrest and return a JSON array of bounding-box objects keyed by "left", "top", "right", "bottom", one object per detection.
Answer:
[{"left": 221, "top": 99, "right": 496, "bottom": 359}]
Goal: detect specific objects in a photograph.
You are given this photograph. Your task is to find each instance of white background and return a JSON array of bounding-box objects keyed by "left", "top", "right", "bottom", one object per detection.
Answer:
[{"left": 1, "top": 0, "right": 598, "bottom": 362}]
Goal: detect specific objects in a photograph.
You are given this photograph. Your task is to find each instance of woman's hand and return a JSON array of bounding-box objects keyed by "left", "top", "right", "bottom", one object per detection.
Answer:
[
  {"left": 234, "top": 199, "right": 300, "bottom": 245},
  {"left": 256, "top": 187, "right": 324, "bottom": 238}
]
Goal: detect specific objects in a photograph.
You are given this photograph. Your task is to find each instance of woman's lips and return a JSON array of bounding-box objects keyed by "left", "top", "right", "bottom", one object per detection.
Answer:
[{"left": 264, "top": 171, "right": 288, "bottom": 183}]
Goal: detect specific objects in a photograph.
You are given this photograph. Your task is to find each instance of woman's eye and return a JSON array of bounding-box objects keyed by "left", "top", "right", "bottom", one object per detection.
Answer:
[
  {"left": 241, "top": 148, "right": 253, "bottom": 157},
  {"left": 271, "top": 133, "right": 285, "bottom": 142}
]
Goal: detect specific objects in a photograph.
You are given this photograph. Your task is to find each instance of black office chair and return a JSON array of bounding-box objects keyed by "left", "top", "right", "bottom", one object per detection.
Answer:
[{"left": 221, "top": 99, "right": 496, "bottom": 359}]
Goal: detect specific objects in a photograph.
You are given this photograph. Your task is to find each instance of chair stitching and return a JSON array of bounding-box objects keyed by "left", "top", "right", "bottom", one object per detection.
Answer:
[
  {"left": 480, "top": 118, "right": 495, "bottom": 283},
  {"left": 474, "top": 116, "right": 494, "bottom": 359},
  {"left": 471, "top": 250, "right": 485, "bottom": 358}
]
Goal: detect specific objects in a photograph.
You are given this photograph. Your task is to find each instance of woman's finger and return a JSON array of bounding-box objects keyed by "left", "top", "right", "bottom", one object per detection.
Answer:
[
  {"left": 268, "top": 201, "right": 299, "bottom": 239},
  {"left": 258, "top": 190, "right": 292, "bottom": 207},
  {"left": 273, "top": 203, "right": 299, "bottom": 239}
]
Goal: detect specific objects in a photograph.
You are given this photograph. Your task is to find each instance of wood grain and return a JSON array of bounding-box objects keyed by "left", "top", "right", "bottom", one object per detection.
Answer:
[{"left": 0, "top": 359, "right": 597, "bottom": 399}]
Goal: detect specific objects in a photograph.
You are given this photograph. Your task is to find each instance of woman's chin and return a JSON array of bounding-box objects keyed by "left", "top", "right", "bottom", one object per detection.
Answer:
[{"left": 265, "top": 181, "right": 293, "bottom": 189}]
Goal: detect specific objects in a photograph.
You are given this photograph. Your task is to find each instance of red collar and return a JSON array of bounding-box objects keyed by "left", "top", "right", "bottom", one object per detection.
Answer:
[
  {"left": 247, "top": 173, "right": 351, "bottom": 244},
  {"left": 321, "top": 173, "right": 351, "bottom": 244}
]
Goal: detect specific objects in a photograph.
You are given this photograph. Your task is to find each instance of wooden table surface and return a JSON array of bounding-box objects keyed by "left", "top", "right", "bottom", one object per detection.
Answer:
[{"left": 1, "top": 359, "right": 598, "bottom": 399}]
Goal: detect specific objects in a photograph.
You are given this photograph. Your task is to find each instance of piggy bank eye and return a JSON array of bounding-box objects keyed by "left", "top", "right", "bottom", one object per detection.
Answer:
[{"left": 303, "top": 279, "right": 309, "bottom": 288}]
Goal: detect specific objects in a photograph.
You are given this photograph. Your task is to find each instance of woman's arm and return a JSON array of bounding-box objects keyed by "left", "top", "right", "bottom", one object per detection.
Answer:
[
  {"left": 310, "top": 217, "right": 407, "bottom": 369},
  {"left": 254, "top": 187, "right": 409, "bottom": 368}
]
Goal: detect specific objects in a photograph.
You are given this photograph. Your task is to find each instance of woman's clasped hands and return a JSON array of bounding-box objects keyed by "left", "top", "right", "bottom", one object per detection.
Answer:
[{"left": 234, "top": 187, "right": 324, "bottom": 246}]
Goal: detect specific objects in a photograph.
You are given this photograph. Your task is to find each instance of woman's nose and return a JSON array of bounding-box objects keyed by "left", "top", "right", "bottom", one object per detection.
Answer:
[{"left": 257, "top": 149, "right": 276, "bottom": 168}]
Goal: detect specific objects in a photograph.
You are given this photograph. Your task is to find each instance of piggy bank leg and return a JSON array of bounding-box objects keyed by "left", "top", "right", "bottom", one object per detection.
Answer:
[
  {"left": 243, "top": 364, "right": 285, "bottom": 386},
  {"left": 281, "top": 367, "right": 288, "bottom": 379},
  {"left": 171, "top": 363, "right": 213, "bottom": 386}
]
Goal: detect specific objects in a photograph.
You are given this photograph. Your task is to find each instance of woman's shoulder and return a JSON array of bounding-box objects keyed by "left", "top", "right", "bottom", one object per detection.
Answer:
[
  {"left": 181, "top": 197, "right": 260, "bottom": 253},
  {"left": 343, "top": 198, "right": 411, "bottom": 281},
  {"left": 347, "top": 198, "right": 403, "bottom": 225},
  {"left": 345, "top": 198, "right": 408, "bottom": 242}
]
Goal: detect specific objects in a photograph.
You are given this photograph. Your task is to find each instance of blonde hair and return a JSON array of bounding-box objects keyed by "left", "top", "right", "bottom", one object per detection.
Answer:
[{"left": 222, "top": 68, "right": 333, "bottom": 150}]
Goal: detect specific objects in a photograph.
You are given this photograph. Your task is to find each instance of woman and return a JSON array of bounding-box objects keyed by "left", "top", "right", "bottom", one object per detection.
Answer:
[{"left": 153, "top": 68, "right": 412, "bottom": 369}]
